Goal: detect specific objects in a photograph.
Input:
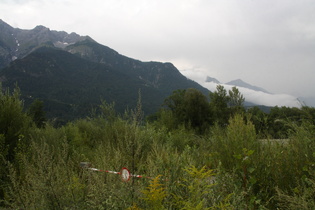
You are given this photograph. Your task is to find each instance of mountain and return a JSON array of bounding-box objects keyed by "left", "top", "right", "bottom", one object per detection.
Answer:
[
  {"left": 225, "top": 79, "right": 270, "bottom": 94},
  {"left": 205, "top": 76, "right": 220, "bottom": 84},
  {"left": 0, "top": 20, "right": 209, "bottom": 122},
  {"left": 0, "top": 19, "right": 90, "bottom": 68},
  {"left": 202, "top": 76, "right": 300, "bottom": 107}
]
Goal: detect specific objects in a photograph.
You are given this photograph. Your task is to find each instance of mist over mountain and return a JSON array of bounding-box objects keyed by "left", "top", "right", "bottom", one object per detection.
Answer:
[
  {"left": 205, "top": 76, "right": 220, "bottom": 84},
  {"left": 202, "top": 77, "right": 301, "bottom": 108},
  {"left": 0, "top": 20, "right": 209, "bottom": 122},
  {"left": 225, "top": 79, "right": 270, "bottom": 94}
]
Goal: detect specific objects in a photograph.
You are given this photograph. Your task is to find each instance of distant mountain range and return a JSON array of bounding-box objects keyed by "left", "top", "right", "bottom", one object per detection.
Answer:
[
  {"left": 0, "top": 20, "right": 209, "bottom": 122},
  {"left": 205, "top": 76, "right": 269, "bottom": 93},
  {"left": 202, "top": 77, "right": 302, "bottom": 108}
]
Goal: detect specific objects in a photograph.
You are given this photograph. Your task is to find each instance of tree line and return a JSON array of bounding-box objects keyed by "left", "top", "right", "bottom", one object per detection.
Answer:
[{"left": 152, "top": 85, "right": 315, "bottom": 138}]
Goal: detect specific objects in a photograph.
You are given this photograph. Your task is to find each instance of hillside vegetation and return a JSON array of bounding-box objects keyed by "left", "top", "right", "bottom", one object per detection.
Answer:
[
  {"left": 0, "top": 43, "right": 209, "bottom": 123},
  {"left": 1, "top": 85, "right": 315, "bottom": 209}
]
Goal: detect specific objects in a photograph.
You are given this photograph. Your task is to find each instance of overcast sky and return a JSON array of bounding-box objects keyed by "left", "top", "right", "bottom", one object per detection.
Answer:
[{"left": 1, "top": 0, "right": 315, "bottom": 98}]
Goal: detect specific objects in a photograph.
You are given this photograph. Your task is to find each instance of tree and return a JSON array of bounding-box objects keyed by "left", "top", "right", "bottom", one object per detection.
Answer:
[
  {"left": 228, "top": 86, "right": 245, "bottom": 115},
  {"left": 209, "top": 85, "right": 246, "bottom": 126},
  {"left": 28, "top": 99, "right": 46, "bottom": 128},
  {"left": 163, "top": 88, "right": 212, "bottom": 133},
  {"left": 228, "top": 86, "right": 245, "bottom": 106},
  {"left": 267, "top": 106, "right": 314, "bottom": 138},
  {"left": 184, "top": 88, "right": 212, "bottom": 132},
  {"left": 163, "top": 89, "right": 187, "bottom": 125},
  {"left": 247, "top": 106, "right": 268, "bottom": 137},
  {"left": 209, "top": 85, "right": 230, "bottom": 126},
  {"left": 301, "top": 106, "right": 315, "bottom": 125}
]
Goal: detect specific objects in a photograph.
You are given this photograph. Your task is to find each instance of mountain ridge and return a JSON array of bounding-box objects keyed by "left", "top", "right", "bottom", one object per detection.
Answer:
[
  {"left": 205, "top": 76, "right": 220, "bottom": 84},
  {"left": 0, "top": 20, "right": 209, "bottom": 122},
  {"left": 225, "top": 79, "right": 270, "bottom": 94},
  {"left": 0, "top": 19, "right": 92, "bottom": 68}
]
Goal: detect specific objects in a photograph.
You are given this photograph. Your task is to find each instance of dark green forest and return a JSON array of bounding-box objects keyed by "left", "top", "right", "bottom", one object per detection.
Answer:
[{"left": 1, "top": 84, "right": 315, "bottom": 209}]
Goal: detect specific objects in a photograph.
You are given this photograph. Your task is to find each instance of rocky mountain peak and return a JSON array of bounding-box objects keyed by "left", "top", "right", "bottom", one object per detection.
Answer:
[
  {"left": 226, "top": 79, "right": 270, "bottom": 93},
  {"left": 205, "top": 76, "right": 220, "bottom": 84},
  {"left": 0, "top": 20, "right": 95, "bottom": 68},
  {"left": 33, "top": 25, "right": 50, "bottom": 32}
]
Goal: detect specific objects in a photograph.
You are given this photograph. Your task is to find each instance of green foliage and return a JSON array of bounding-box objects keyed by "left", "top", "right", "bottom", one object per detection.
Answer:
[
  {"left": 175, "top": 166, "right": 216, "bottom": 209},
  {"left": 228, "top": 86, "right": 245, "bottom": 107},
  {"left": 0, "top": 134, "right": 7, "bottom": 159},
  {"left": 247, "top": 106, "right": 269, "bottom": 138},
  {"left": 141, "top": 175, "right": 166, "bottom": 210},
  {"left": 209, "top": 85, "right": 230, "bottom": 126},
  {"left": 162, "top": 88, "right": 212, "bottom": 133},
  {"left": 0, "top": 85, "right": 31, "bottom": 161},
  {"left": 228, "top": 86, "right": 245, "bottom": 114},
  {"left": 99, "top": 99, "right": 116, "bottom": 122},
  {"left": 163, "top": 89, "right": 188, "bottom": 124},
  {"left": 150, "top": 109, "right": 177, "bottom": 131},
  {"left": 27, "top": 99, "right": 46, "bottom": 128},
  {"left": 275, "top": 144, "right": 315, "bottom": 209},
  {"left": 209, "top": 85, "right": 246, "bottom": 127},
  {"left": 1, "top": 85, "right": 315, "bottom": 209},
  {"left": 0, "top": 134, "right": 7, "bottom": 202},
  {"left": 210, "top": 114, "right": 257, "bottom": 171},
  {"left": 267, "top": 106, "right": 310, "bottom": 138}
]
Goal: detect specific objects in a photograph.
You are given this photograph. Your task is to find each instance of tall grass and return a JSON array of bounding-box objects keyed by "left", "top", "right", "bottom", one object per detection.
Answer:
[{"left": 2, "top": 113, "right": 315, "bottom": 209}]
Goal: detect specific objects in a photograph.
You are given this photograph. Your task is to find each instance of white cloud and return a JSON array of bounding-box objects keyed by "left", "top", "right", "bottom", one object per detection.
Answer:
[{"left": 201, "top": 82, "right": 300, "bottom": 107}]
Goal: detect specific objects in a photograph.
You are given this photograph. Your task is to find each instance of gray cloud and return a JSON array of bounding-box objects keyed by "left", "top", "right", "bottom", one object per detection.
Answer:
[{"left": 1, "top": 0, "right": 314, "bottom": 99}]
